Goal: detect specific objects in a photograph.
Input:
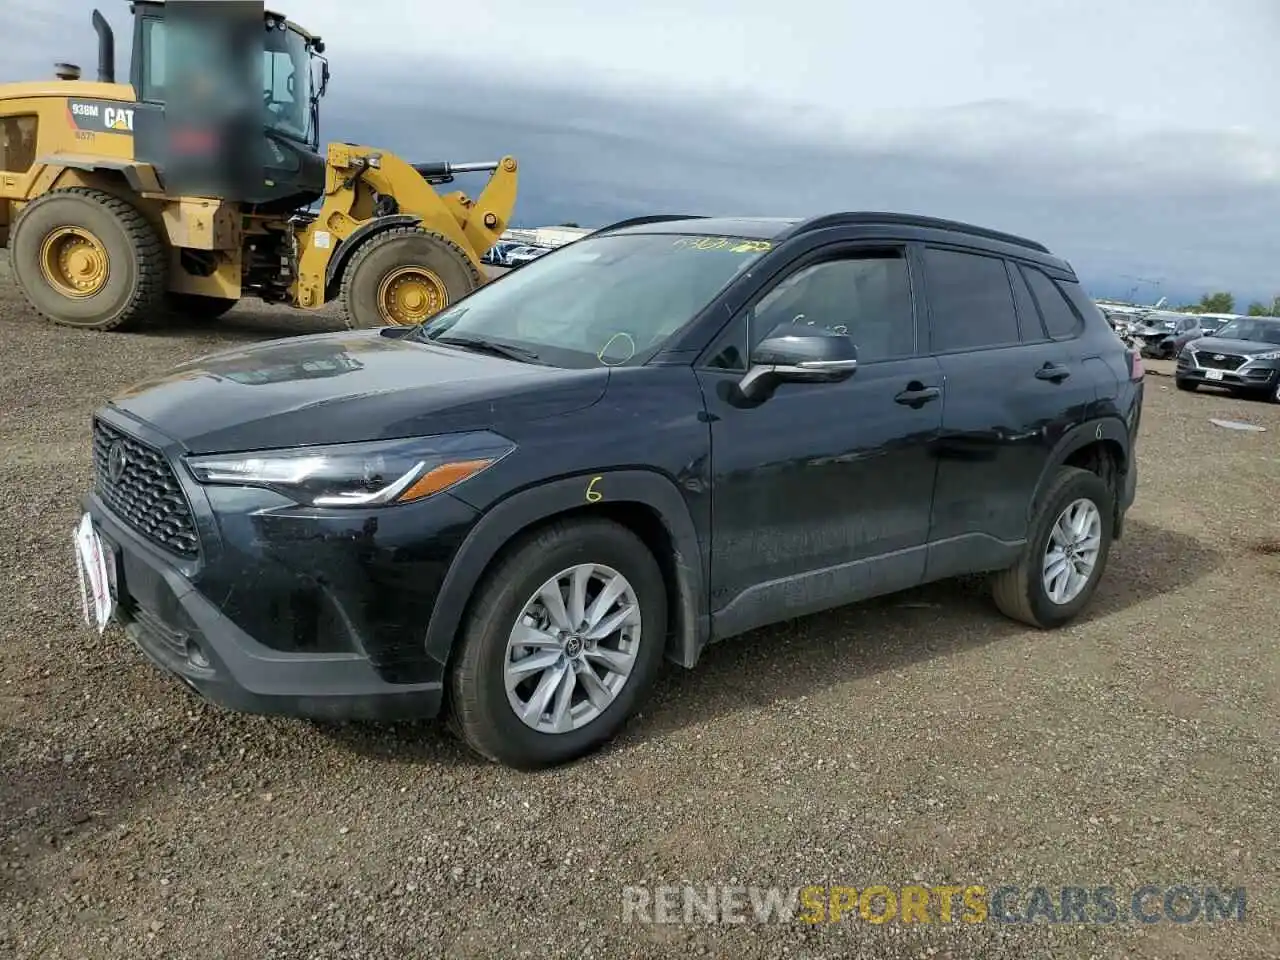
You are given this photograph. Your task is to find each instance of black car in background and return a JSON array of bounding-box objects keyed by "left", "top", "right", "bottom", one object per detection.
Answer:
[
  {"left": 74, "top": 212, "right": 1145, "bottom": 769},
  {"left": 1176, "top": 316, "right": 1280, "bottom": 402}
]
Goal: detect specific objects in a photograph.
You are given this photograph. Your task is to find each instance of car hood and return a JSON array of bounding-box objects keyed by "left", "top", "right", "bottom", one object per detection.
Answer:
[
  {"left": 106, "top": 329, "right": 610, "bottom": 453},
  {"left": 1188, "top": 336, "right": 1280, "bottom": 356}
]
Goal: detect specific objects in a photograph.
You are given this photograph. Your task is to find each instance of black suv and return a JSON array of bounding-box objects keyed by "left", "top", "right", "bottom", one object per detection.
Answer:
[
  {"left": 75, "top": 212, "right": 1144, "bottom": 769},
  {"left": 1175, "top": 315, "right": 1280, "bottom": 402}
]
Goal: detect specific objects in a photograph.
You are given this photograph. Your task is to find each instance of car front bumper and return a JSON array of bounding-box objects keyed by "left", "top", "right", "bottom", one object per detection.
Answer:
[
  {"left": 85, "top": 491, "right": 450, "bottom": 721},
  {"left": 1176, "top": 353, "right": 1280, "bottom": 391}
]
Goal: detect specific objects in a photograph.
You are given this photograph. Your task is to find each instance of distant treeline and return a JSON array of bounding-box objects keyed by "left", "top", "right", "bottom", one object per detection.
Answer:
[{"left": 1175, "top": 292, "right": 1280, "bottom": 316}]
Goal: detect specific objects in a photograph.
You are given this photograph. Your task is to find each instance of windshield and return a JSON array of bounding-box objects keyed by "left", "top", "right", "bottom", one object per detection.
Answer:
[
  {"left": 1213, "top": 319, "right": 1280, "bottom": 344},
  {"left": 262, "top": 26, "right": 315, "bottom": 145},
  {"left": 415, "top": 232, "right": 773, "bottom": 367}
]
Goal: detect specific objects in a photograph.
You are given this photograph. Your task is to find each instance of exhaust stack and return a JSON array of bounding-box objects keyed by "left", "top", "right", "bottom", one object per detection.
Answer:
[{"left": 91, "top": 9, "right": 115, "bottom": 83}]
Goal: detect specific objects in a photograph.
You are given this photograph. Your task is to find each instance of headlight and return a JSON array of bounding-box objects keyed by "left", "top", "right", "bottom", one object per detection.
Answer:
[
  {"left": 185, "top": 431, "right": 514, "bottom": 507},
  {"left": 1250, "top": 350, "right": 1280, "bottom": 361}
]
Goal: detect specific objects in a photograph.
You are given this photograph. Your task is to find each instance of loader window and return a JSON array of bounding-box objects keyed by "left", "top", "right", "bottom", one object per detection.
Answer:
[
  {"left": 262, "top": 27, "right": 314, "bottom": 145},
  {"left": 139, "top": 16, "right": 314, "bottom": 145},
  {"left": 0, "top": 115, "right": 37, "bottom": 174},
  {"left": 140, "top": 18, "right": 165, "bottom": 101},
  {"left": 417, "top": 232, "right": 769, "bottom": 368}
]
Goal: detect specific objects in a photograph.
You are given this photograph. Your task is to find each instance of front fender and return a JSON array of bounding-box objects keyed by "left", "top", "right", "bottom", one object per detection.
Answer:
[
  {"left": 322, "top": 213, "right": 423, "bottom": 297},
  {"left": 423, "top": 469, "right": 709, "bottom": 672}
]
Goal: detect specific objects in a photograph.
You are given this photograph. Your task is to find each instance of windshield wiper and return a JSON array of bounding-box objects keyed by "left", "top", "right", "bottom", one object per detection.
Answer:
[{"left": 432, "top": 334, "right": 542, "bottom": 364}]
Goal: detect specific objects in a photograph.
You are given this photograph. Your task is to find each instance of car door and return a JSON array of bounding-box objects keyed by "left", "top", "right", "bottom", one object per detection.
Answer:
[
  {"left": 921, "top": 246, "right": 1095, "bottom": 573},
  {"left": 694, "top": 241, "right": 945, "bottom": 639}
]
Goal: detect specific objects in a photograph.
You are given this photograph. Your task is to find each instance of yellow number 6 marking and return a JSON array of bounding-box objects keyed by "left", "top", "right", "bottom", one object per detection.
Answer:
[{"left": 585, "top": 476, "right": 603, "bottom": 503}]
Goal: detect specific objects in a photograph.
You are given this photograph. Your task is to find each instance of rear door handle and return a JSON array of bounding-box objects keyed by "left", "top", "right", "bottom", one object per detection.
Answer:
[
  {"left": 894, "top": 384, "right": 941, "bottom": 406},
  {"left": 1036, "top": 362, "right": 1071, "bottom": 382}
]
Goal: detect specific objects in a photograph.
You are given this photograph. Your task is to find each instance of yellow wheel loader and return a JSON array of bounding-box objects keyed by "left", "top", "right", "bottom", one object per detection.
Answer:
[{"left": 0, "top": 2, "right": 518, "bottom": 331}]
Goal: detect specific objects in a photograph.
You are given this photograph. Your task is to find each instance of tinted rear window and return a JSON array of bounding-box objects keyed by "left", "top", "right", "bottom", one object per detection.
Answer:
[
  {"left": 924, "top": 248, "right": 1021, "bottom": 351},
  {"left": 1021, "top": 265, "right": 1083, "bottom": 340}
]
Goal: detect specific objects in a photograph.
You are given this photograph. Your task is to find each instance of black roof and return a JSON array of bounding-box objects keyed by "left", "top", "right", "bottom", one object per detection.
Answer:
[
  {"left": 594, "top": 211, "right": 1053, "bottom": 256},
  {"left": 595, "top": 215, "right": 796, "bottom": 241}
]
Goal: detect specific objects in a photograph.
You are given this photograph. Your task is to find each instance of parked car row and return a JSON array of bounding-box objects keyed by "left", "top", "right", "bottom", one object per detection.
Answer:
[
  {"left": 482, "top": 241, "right": 552, "bottom": 269},
  {"left": 1102, "top": 308, "right": 1228, "bottom": 360}
]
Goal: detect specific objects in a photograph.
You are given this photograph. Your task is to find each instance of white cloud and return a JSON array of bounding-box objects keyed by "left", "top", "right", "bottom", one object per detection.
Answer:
[{"left": 305, "top": 0, "right": 1278, "bottom": 132}]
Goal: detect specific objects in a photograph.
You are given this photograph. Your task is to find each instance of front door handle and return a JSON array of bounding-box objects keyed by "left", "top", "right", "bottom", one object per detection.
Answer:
[
  {"left": 1036, "top": 362, "right": 1071, "bottom": 383},
  {"left": 894, "top": 384, "right": 941, "bottom": 406}
]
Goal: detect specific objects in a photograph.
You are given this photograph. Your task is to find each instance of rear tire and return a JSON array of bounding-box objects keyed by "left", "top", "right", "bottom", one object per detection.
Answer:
[
  {"left": 446, "top": 517, "right": 667, "bottom": 769},
  {"left": 165, "top": 292, "right": 238, "bottom": 323},
  {"left": 339, "top": 226, "right": 482, "bottom": 330},
  {"left": 992, "top": 466, "right": 1115, "bottom": 629},
  {"left": 10, "top": 187, "right": 167, "bottom": 331}
]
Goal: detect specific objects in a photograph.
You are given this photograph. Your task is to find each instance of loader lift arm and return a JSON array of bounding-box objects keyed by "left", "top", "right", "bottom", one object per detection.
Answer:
[{"left": 292, "top": 143, "right": 518, "bottom": 326}]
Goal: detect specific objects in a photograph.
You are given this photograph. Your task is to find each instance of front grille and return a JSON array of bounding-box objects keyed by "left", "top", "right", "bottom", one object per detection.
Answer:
[
  {"left": 92, "top": 419, "right": 200, "bottom": 558},
  {"left": 1194, "top": 351, "right": 1245, "bottom": 371}
]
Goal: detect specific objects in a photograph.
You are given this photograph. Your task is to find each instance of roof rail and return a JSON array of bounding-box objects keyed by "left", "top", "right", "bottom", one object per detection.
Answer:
[
  {"left": 785, "top": 211, "right": 1051, "bottom": 254},
  {"left": 585, "top": 214, "right": 708, "bottom": 238}
]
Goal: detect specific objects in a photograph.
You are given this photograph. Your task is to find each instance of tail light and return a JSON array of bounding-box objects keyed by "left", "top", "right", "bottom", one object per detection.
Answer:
[{"left": 1126, "top": 348, "right": 1145, "bottom": 381}]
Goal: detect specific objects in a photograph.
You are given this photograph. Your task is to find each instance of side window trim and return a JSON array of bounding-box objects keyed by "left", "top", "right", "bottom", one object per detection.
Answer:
[
  {"left": 1004, "top": 257, "right": 1049, "bottom": 344},
  {"left": 694, "top": 239, "right": 920, "bottom": 372},
  {"left": 919, "top": 242, "right": 1023, "bottom": 355},
  {"left": 1017, "top": 261, "right": 1085, "bottom": 342}
]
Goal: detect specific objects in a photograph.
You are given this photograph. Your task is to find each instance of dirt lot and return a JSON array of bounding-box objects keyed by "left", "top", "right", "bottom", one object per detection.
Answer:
[{"left": 1, "top": 267, "right": 1278, "bottom": 959}]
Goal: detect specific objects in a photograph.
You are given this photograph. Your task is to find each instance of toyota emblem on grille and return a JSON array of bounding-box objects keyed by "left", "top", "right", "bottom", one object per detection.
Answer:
[
  {"left": 106, "top": 440, "right": 128, "bottom": 484},
  {"left": 1214, "top": 354, "right": 1225, "bottom": 360}
]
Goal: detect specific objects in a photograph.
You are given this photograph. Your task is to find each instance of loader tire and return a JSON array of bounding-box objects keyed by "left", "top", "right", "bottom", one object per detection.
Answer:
[
  {"left": 339, "top": 225, "right": 483, "bottom": 330},
  {"left": 166, "top": 292, "right": 239, "bottom": 323},
  {"left": 10, "top": 187, "right": 168, "bottom": 331}
]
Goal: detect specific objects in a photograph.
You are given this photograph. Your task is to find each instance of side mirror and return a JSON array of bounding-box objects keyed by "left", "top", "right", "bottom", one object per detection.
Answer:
[{"left": 739, "top": 323, "right": 858, "bottom": 399}]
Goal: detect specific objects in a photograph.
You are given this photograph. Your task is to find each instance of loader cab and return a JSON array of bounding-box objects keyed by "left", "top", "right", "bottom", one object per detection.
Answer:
[{"left": 118, "top": 1, "right": 329, "bottom": 209}]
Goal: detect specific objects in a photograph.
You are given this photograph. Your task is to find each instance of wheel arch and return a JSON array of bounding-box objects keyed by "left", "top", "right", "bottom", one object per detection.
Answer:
[
  {"left": 322, "top": 214, "right": 422, "bottom": 301},
  {"left": 1029, "top": 418, "right": 1130, "bottom": 532},
  {"left": 36, "top": 158, "right": 161, "bottom": 194},
  {"left": 424, "top": 470, "right": 709, "bottom": 675}
]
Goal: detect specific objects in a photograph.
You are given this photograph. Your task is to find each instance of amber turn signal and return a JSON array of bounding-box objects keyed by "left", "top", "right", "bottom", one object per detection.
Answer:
[{"left": 395, "top": 458, "right": 495, "bottom": 503}]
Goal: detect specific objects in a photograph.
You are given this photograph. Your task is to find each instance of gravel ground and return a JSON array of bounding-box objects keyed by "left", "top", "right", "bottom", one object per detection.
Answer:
[{"left": 1, "top": 264, "right": 1279, "bottom": 959}]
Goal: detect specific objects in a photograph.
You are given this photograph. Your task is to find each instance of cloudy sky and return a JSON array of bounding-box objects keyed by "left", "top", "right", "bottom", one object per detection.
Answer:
[{"left": 9, "top": 1, "right": 1280, "bottom": 305}]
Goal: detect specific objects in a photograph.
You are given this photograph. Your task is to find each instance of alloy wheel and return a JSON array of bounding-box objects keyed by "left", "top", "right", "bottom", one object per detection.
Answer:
[
  {"left": 1042, "top": 498, "right": 1103, "bottom": 605},
  {"left": 504, "top": 563, "right": 643, "bottom": 734}
]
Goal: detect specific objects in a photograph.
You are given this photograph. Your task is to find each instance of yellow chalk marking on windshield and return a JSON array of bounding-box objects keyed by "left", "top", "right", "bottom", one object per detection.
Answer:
[
  {"left": 585, "top": 476, "right": 603, "bottom": 503},
  {"left": 671, "top": 237, "right": 772, "bottom": 253}
]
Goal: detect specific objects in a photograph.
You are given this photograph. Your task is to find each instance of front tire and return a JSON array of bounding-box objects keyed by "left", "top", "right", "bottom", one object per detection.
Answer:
[
  {"left": 339, "top": 226, "right": 482, "bottom": 329},
  {"left": 447, "top": 517, "right": 667, "bottom": 769},
  {"left": 10, "top": 187, "right": 168, "bottom": 330},
  {"left": 992, "top": 466, "right": 1115, "bottom": 629},
  {"left": 1175, "top": 378, "right": 1197, "bottom": 392}
]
